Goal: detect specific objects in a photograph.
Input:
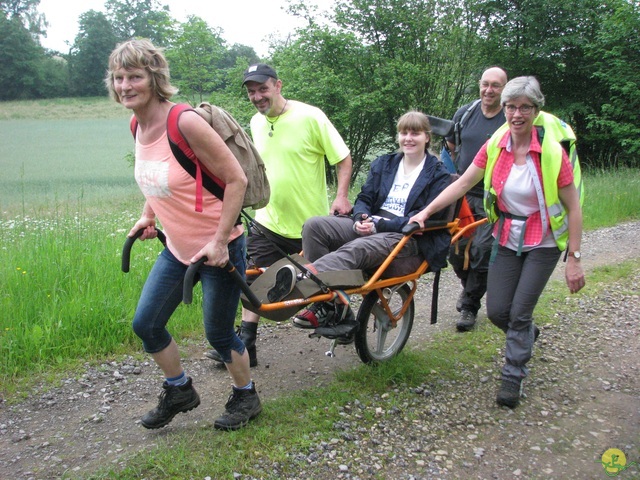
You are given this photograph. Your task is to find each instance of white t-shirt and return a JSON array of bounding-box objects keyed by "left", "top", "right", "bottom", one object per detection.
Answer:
[
  {"left": 502, "top": 163, "right": 556, "bottom": 251},
  {"left": 377, "top": 156, "right": 426, "bottom": 218}
]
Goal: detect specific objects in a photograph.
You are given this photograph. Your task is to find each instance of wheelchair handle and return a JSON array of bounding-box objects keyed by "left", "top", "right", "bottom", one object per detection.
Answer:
[
  {"left": 183, "top": 257, "right": 262, "bottom": 309},
  {"left": 122, "top": 228, "right": 167, "bottom": 273},
  {"left": 401, "top": 220, "right": 449, "bottom": 235}
]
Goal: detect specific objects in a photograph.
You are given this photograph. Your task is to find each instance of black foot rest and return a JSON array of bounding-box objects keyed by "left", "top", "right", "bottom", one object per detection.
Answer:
[{"left": 313, "top": 321, "right": 358, "bottom": 340}]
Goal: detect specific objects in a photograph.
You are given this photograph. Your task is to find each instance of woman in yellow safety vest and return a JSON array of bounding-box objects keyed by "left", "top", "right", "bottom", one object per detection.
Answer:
[{"left": 410, "top": 76, "right": 585, "bottom": 409}]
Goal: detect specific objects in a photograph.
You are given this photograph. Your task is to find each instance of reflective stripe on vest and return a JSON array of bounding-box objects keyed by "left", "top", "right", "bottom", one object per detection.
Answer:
[{"left": 483, "top": 111, "right": 581, "bottom": 251}]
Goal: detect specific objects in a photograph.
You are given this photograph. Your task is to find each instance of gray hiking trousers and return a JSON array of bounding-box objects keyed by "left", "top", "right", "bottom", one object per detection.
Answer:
[
  {"left": 487, "top": 245, "right": 561, "bottom": 382},
  {"left": 302, "top": 216, "right": 422, "bottom": 276}
]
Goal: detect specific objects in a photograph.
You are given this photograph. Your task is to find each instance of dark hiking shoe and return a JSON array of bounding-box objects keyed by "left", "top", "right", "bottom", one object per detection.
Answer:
[
  {"left": 205, "top": 322, "right": 258, "bottom": 367},
  {"left": 496, "top": 378, "right": 523, "bottom": 409},
  {"left": 214, "top": 383, "right": 262, "bottom": 431},
  {"left": 456, "top": 310, "right": 477, "bottom": 332},
  {"left": 141, "top": 377, "right": 200, "bottom": 429},
  {"left": 266, "top": 264, "right": 297, "bottom": 303}
]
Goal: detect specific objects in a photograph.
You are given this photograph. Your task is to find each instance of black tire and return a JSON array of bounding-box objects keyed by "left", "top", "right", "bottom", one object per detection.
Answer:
[{"left": 354, "top": 283, "right": 414, "bottom": 364}]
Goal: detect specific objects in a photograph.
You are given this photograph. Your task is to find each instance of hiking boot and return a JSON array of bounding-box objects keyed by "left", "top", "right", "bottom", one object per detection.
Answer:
[
  {"left": 205, "top": 321, "right": 258, "bottom": 367},
  {"left": 456, "top": 309, "right": 477, "bottom": 332},
  {"left": 140, "top": 377, "right": 200, "bottom": 429},
  {"left": 266, "top": 264, "right": 297, "bottom": 303},
  {"left": 214, "top": 383, "right": 262, "bottom": 431},
  {"left": 496, "top": 378, "right": 523, "bottom": 409},
  {"left": 292, "top": 302, "right": 335, "bottom": 329}
]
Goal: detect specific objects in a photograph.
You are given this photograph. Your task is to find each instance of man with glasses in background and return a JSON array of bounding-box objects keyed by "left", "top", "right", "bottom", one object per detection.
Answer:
[{"left": 445, "top": 66, "right": 508, "bottom": 332}]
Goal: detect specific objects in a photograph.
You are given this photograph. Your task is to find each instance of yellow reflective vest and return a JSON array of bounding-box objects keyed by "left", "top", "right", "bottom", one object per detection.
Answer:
[{"left": 483, "top": 111, "right": 584, "bottom": 251}]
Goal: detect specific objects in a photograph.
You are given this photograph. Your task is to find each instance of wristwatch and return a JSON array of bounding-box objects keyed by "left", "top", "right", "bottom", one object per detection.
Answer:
[{"left": 568, "top": 251, "right": 582, "bottom": 259}]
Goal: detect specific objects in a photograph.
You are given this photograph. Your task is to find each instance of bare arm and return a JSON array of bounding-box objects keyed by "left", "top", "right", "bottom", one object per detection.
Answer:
[
  {"left": 330, "top": 154, "right": 353, "bottom": 215},
  {"left": 558, "top": 183, "right": 585, "bottom": 294},
  {"left": 180, "top": 111, "right": 248, "bottom": 267},
  {"left": 410, "top": 163, "right": 485, "bottom": 226}
]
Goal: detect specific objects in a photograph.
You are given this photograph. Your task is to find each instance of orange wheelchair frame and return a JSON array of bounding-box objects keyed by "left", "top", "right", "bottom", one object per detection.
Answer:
[
  {"left": 123, "top": 211, "right": 486, "bottom": 364},
  {"left": 121, "top": 114, "right": 487, "bottom": 364}
]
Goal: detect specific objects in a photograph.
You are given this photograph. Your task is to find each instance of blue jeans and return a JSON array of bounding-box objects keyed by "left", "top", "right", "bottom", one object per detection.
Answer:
[
  {"left": 486, "top": 245, "right": 561, "bottom": 382},
  {"left": 132, "top": 236, "right": 246, "bottom": 363}
]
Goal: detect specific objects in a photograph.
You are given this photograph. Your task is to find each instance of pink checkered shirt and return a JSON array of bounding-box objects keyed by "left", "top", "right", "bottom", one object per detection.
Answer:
[{"left": 474, "top": 128, "right": 574, "bottom": 248}]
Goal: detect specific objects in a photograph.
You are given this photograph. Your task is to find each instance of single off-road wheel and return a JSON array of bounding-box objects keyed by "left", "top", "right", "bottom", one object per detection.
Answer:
[{"left": 354, "top": 283, "right": 414, "bottom": 364}]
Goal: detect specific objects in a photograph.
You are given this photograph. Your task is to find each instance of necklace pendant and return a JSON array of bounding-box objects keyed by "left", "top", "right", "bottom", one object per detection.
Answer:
[{"left": 268, "top": 131, "right": 273, "bottom": 137}]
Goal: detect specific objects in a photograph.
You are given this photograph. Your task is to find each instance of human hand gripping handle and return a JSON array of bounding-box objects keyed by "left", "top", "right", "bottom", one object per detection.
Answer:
[
  {"left": 121, "top": 227, "right": 166, "bottom": 273},
  {"left": 182, "top": 257, "right": 261, "bottom": 307},
  {"left": 330, "top": 195, "right": 352, "bottom": 216},
  {"left": 408, "top": 208, "right": 430, "bottom": 229}
]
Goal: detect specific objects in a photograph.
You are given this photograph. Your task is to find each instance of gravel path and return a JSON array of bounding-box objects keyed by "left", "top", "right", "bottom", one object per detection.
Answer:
[{"left": 1, "top": 221, "right": 639, "bottom": 480}]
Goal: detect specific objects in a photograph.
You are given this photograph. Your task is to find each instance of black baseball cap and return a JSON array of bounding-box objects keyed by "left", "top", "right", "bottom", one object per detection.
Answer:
[{"left": 242, "top": 64, "right": 278, "bottom": 85}]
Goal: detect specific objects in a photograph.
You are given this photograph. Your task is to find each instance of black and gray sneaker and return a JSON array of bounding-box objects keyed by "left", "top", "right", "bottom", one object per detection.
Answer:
[
  {"left": 496, "top": 378, "right": 523, "bottom": 409},
  {"left": 214, "top": 383, "right": 262, "bottom": 431},
  {"left": 267, "top": 264, "right": 297, "bottom": 303},
  {"left": 141, "top": 377, "right": 200, "bottom": 429}
]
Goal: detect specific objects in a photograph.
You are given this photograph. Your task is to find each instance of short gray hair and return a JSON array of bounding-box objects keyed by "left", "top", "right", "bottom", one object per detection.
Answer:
[
  {"left": 104, "top": 39, "right": 178, "bottom": 103},
  {"left": 501, "top": 76, "right": 545, "bottom": 109}
]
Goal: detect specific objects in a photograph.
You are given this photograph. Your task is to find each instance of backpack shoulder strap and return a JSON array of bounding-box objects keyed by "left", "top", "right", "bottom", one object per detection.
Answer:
[
  {"left": 129, "top": 115, "right": 138, "bottom": 139},
  {"left": 459, "top": 98, "right": 482, "bottom": 129},
  {"left": 166, "top": 103, "right": 226, "bottom": 212},
  {"left": 454, "top": 99, "right": 482, "bottom": 153}
]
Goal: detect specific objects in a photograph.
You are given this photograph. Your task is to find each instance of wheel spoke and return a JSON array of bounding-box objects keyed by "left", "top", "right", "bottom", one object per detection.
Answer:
[{"left": 374, "top": 317, "right": 389, "bottom": 354}]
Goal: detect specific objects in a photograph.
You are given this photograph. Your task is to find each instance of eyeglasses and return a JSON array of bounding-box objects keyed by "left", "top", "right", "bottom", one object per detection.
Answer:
[
  {"left": 504, "top": 104, "right": 536, "bottom": 115},
  {"left": 480, "top": 81, "right": 504, "bottom": 90}
]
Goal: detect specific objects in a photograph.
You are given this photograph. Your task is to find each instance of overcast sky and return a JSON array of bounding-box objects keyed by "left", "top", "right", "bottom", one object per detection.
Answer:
[{"left": 38, "top": 0, "right": 334, "bottom": 58}]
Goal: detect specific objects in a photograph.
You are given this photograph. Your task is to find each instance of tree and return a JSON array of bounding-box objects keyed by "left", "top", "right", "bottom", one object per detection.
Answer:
[
  {"left": 2, "top": 0, "right": 46, "bottom": 38},
  {"left": 68, "top": 11, "right": 119, "bottom": 97},
  {"left": 165, "top": 16, "right": 227, "bottom": 104},
  {"left": 476, "top": 0, "right": 634, "bottom": 168},
  {"left": 585, "top": 0, "right": 640, "bottom": 166},
  {"left": 35, "top": 54, "right": 69, "bottom": 98},
  {"left": 220, "top": 43, "right": 260, "bottom": 70},
  {"left": 0, "top": 13, "right": 42, "bottom": 99},
  {"left": 270, "top": 0, "right": 486, "bottom": 182},
  {"left": 105, "top": 0, "right": 174, "bottom": 45}
]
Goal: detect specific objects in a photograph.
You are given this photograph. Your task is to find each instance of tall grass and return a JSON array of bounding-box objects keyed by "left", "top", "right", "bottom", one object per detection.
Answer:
[
  {"left": 0, "top": 209, "right": 206, "bottom": 384},
  {"left": 581, "top": 167, "right": 640, "bottom": 230},
  {"left": 1, "top": 98, "right": 639, "bottom": 396}
]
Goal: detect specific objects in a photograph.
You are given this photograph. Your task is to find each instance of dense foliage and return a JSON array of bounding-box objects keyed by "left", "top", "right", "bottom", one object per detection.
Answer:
[{"left": 1, "top": 0, "right": 638, "bottom": 172}]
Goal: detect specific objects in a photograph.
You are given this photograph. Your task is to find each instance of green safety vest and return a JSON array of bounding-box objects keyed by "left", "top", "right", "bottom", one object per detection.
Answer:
[{"left": 483, "top": 111, "right": 584, "bottom": 251}]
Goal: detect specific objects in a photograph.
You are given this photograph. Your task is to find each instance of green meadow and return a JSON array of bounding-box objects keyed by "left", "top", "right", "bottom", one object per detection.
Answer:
[{"left": 1, "top": 97, "right": 639, "bottom": 396}]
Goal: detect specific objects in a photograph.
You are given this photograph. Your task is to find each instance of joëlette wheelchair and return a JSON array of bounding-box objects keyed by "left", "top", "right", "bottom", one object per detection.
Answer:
[{"left": 121, "top": 116, "right": 487, "bottom": 364}]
